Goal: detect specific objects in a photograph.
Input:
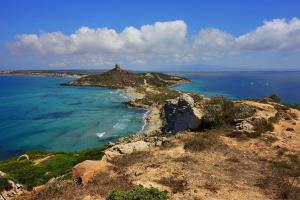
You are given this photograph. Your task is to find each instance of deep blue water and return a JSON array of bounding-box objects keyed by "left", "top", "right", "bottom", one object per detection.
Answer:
[
  {"left": 0, "top": 75, "right": 145, "bottom": 160},
  {"left": 174, "top": 71, "right": 300, "bottom": 104}
]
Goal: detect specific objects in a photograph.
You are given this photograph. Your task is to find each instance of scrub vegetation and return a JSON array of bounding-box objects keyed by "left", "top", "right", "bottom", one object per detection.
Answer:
[{"left": 0, "top": 148, "right": 104, "bottom": 190}]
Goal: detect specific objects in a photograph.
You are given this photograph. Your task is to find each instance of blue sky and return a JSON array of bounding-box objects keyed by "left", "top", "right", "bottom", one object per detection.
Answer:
[{"left": 1, "top": 0, "right": 300, "bottom": 70}]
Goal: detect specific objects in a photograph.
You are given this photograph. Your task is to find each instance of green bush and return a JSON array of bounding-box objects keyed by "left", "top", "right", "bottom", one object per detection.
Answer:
[
  {"left": 0, "top": 177, "right": 12, "bottom": 192},
  {"left": 233, "top": 104, "right": 256, "bottom": 119},
  {"left": 201, "top": 96, "right": 235, "bottom": 129},
  {"left": 107, "top": 185, "right": 167, "bottom": 200},
  {"left": 201, "top": 104, "right": 224, "bottom": 129}
]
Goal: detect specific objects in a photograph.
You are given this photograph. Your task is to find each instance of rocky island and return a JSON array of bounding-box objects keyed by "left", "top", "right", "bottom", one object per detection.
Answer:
[{"left": 1, "top": 65, "right": 300, "bottom": 200}]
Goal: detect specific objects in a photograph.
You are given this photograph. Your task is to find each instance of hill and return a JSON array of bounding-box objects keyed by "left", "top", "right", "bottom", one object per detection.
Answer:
[{"left": 62, "top": 64, "right": 190, "bottom": 88}]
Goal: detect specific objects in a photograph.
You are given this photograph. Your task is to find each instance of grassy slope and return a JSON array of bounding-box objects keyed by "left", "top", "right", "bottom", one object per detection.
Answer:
[{"left": 0, "top": 148, "right": 104, "bottom": 190}]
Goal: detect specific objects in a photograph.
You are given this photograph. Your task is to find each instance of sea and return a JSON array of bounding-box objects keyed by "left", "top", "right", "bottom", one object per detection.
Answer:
[
  {"left": 174, "top": 71, "right": 300, "bottom": 104},
  {"left": 1, "top": 71, "right": 299, "bottom": 159},
  {"left": 0, "top": 75, "right": 146, "bottom": 160}
]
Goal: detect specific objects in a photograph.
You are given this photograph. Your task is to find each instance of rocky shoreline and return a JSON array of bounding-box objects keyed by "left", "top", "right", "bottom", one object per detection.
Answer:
[{"left": 124, "top": 87, "right": 163, "bottom": 135}]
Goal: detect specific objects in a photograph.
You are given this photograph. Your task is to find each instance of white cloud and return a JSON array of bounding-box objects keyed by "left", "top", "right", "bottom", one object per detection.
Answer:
[
  {"left": 5, "top": 18, "right": 300, "bottom": 68},
  {"left": 8, "top": 20, "right": 186, "bottom": 56},
  {"left": 236, "top": 18, "right": 300, "bottom": 52}
]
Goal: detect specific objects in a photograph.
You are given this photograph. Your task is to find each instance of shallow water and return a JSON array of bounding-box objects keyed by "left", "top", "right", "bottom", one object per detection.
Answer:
[
  {"left": 174, "top": 71, "right": 300, "bottom": 104},
  {"left": 0, "top": 75, "right": 145, "bottom": 159}
]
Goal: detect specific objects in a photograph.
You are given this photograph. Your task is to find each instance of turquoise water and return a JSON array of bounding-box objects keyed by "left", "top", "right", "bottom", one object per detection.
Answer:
[
  {"left": 0, "top": 75, "right": 145, "bottom": 160},
  {"left": 174, "top": 71, "right": 300, "bottom": 104}
]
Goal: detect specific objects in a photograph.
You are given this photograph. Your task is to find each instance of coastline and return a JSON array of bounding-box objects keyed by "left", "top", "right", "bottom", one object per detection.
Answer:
[
  {"left": 124, "top": 87, "right": 162, "bottom": 135},
  {"left": 0, "top": 71, "right": 86, "bottom": 78}
]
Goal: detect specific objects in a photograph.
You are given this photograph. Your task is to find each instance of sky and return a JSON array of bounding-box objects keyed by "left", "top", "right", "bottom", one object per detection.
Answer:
[{"left": 1, "top": 0, "right": 300, "bottom": 70}]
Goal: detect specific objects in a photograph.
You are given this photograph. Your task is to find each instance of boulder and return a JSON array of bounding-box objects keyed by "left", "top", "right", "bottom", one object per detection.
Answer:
[
  {"left": 236, "top": 120, "right": 254, "bottom": 131},
  {"left": 163, "top": 94, "right": 203, "bottom": 133},
  {"left": 72, "top": 160, "right": 108, "bottom": 185},
  {"left": 1, "top": 180, "right": 25, "bottom": 200},
  {"left": 33, "top": 185, "right": 46, "bottom": 193},
  {"left": 0, "top": 170, "right": 6, "bottom": 177}
]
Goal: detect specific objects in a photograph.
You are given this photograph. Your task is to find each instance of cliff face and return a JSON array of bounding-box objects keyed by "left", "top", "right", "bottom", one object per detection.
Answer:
[{"left": 163, "top": 94, "right": 203, "bottom": 133}]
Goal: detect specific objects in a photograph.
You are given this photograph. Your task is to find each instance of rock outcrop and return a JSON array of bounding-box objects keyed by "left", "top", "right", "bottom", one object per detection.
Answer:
[
  {"left": 72, "top": 160, "right": 109, "bottom": 185},
  {"left": 1, "top": 180, "right": 25, "bottom": 200},
  {"left": 163, "top": 94, "right": 203, "bottom": 133}
]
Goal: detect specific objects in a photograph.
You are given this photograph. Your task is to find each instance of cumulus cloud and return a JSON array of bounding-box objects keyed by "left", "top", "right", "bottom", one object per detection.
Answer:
[
  {"left": 8, "top": 20, "right": 187, "bottom": 56},
  {"left": 236, "top": 18, "right": 300, "bottom": 52},
  {"left": 6, "top": 18, "right": 300, "bottom": 67}
]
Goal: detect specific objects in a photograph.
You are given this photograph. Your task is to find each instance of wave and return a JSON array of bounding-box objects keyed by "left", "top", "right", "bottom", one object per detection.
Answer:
[
  {"left": 96, "top": 132, "right": 106, "bottom": 138},
  {"left": 139, "top": 109, "right": 150, "bottom": 133},
  {"left": 112, "top": 122, "right": 126, "bottom": 130}
]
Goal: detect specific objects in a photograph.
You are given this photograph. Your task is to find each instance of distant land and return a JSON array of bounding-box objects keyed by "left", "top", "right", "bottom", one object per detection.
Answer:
[{"left": 1, "top": 63, "right": 300, "bottom": 73}]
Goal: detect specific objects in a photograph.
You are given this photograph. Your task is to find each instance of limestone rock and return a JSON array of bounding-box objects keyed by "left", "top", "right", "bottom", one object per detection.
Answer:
[
  {"left": 72, "top": 160, "right": 108, "bottom": 185},
  {"left": 1, "top": 180, "right": 25, "bottom": 200},
  {"left": 163, "top": 94, "right": 203, "bottom": 133},
  {"left": 112, "top": 140, "right": 151, "bottom": 154}
]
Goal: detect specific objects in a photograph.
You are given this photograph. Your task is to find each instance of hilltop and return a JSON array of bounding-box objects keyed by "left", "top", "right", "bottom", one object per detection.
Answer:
[{"left": 62, "top": 64, "right": 190, "bottom": 89}]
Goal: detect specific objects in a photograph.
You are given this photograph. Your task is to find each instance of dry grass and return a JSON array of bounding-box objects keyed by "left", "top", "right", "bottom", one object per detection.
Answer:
[
  {"left": 256, "top": 154, "right": 300, "bottom": 200},
  {"left": 32, "top": 181, "right": 85, "bottom": 200},
  {"left": 183, "top": 132, "right": 227, "bottom": 152},
  {"left": 109, "top": 151, "right": 152, "bottom": 173},
  {"left": 32, "top": 172, "right": 134, "bottom": 200},
  {"left": 203, "top": 180, "right": 219, "bottom": 193},
  {"left": 173, "top": 155, "right": 197, "bottom": 164},
  {"left": 87, "top": 172, "right": 133, "bottom": 197},
  {"left": 225, "top": 156, "right": 240, "bottom": 163},
  {"left": 157, "top": 176, "right": 187, "bottom": 193}
]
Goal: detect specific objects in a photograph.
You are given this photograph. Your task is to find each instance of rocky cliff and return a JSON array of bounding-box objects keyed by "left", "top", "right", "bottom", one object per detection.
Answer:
[{"left": 163, "top": 94, "right": 203, "bottom": 133}]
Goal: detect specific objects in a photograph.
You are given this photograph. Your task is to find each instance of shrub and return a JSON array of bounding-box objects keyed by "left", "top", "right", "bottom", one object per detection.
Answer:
[
  {"left": 201, "top": 96, "right": 235, "bottom": 129},
  {"left": 268, "top": 94, "right": 281, "bottom": 103},
  {"left": 201, "top": 104, "right": 224, "bottom": 129},
  {"left": 0, "top": 177, "right": 12, "bottom": 192},
  {"left": 233, "top": 104, "right": 256, "bottom": 119},
  {"left": 252, "top": 118, "right": 274, "bottom": 134},
  {"left": 107, "top": 185, "right": 167, "bottom": 200},
  {"left": 269, "top": 112, "right": 281, "bottom": 123}
]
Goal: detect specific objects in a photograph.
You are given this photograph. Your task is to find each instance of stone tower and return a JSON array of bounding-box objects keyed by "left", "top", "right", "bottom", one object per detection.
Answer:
[{"left": 114, "top": 64, "right": 121, "bottom": 71}]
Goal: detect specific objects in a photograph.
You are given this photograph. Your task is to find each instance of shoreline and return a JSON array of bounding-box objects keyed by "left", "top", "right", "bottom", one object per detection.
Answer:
[{"left": 124, "top": 87, "right": 162, "bottom": 135}]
